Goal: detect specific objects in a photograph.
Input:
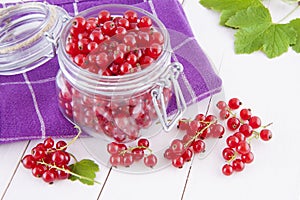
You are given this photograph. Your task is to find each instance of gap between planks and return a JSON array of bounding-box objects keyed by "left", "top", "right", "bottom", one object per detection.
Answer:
[{"left": 1, "top": 140, "right": 31, "bottom": 200}]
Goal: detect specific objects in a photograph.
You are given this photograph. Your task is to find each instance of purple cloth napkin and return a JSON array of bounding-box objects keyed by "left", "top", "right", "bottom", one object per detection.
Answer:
[{"left": 0, "top": 0, "right": 222, "bottom": 144}]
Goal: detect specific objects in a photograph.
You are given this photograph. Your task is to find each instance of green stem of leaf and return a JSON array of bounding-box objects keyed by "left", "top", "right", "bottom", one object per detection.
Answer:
[{"left": 38, "top": 161, "right": 101, "bottom": 185}]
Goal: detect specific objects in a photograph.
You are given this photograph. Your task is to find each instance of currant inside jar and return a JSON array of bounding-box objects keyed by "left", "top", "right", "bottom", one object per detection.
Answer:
[{"left": 56, "top": 4, "right": 185, "bottom": 143}]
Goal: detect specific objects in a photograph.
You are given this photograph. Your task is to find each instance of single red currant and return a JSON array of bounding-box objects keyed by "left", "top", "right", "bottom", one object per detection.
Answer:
[
  {"left": 42, "top": 170, "right": 56, "bottom": 184},
  {"left": 191, "top": 139, "right": 205, "bottom": 153},
  {"left": 98, "top": 10, "right": 111, "bottom": 24},
  {"left": 32, "top": 164, "right": 47, "bottom": 178},
  {"left": 137, "top": 138, "right": 150, "bottom": 149},
  {"left": 123, "top": 10, "right": 138, "bottom": 23},
  {"left": 240, "top": 108, "right": 252, "bottom": 121},
  {"left": 226, "top": 135, "right": 240, "bottom": 148},
  {"left": 56, "top": 140, "right": 67, "bottom": 150},
  {"left": 236, "top": 141, "right": 251, "bottom": 155},
  {"left": 232, "top": 159, "right": 245, "bottom": 172},
  {"left": 172, "top": 156, "right": 184, "bottom": 168},
  {"left": 222, "top": 164, "right": 233, "bottom": 176},
  {"left": 241, "top": 152, "right": 254, "bottom": 164},
  {"left": 260, "top": 129, "right": 272, "bottom": 141},
  {"left": 249, "top": 116, "right": 261, "bottom": 129},
  {"left": 227, "top": 117, "right": 241, "bottom": 131},
  {"left": 216, "top": 100, "right": 227, "bottom": 110},
  {"left": 72, "top": 16, "right": 86, "bottom": 31},
  {"left": 138, "top": 16, "right": 152, "bottom": 28},
  {"left": 22, "top": 155, "right": 37, "bottom": 169},
  {"left": 222, "top": 147, "right": 235, "bottom": 161},
  {"left": 239, "top": 124, "right": 253, "bottom": 137},
  {"left": 228, "top": 98, "right": 242, "bottom": 110},
  {"left": 43, "top": 137, "right": 54, "bottom": 149},
  {"left": 144, "top": 154, "right": 157, "bottom": 168},
  {"left": 181, "top": 149, "right": 193, "bottom": 162}
]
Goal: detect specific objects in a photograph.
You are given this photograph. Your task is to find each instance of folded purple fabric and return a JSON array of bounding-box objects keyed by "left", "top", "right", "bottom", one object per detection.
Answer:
[{"left": 0, "top": 0, "right": 222, "bottom": 144}]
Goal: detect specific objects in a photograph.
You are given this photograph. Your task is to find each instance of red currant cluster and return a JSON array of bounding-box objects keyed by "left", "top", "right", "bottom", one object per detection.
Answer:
[
  {"left": 216, "top": 98, "right": 273, "bottom": 176},
  {"left": 66, "top": 9, "right": 164, "bottom": 75},
  {"left": 164, "top": 114, "right": 225, "bottom": 168},
  {"left": 107, "top": 138, "right": 158, "bottom": 168},
  {"left": 21, "top": 137, "right": 71, "bottom": 184}
]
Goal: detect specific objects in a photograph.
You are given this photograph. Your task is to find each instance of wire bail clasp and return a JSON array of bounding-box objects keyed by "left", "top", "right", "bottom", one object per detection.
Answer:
[{"left": 151, "top": 62, "right": 186, "bottom": 131}]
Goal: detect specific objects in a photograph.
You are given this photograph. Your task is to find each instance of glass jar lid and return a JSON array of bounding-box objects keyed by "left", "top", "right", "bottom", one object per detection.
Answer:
[{"left": 0, "top": 2, "right": 70, "bottom": 75}]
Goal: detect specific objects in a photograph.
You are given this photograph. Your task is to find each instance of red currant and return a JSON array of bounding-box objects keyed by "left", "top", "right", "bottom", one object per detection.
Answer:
[
  {"left": 216, "top": 101, "right": 227, "bottom": 110},
  {"left": 22, "top": 155, "right": 37, "bottom": 169},
  {"left": 240, "top": 108, "right": 252, "bottom": 121},
  {"left": 222, "top": 164, "right": 233, "bottom": 176},
  {"left": 227, "top": 117, "right": 240, "bottom": 131},
  {"left": 236, "top": 141, "right": 251, "bottom": 155},
  {"left": 123, "top": 10, "right": 138, "bottom": 23},
  {"left": 226, "top": 135, "right": 240, "bottom": 148},
  {"left": 239, "top": 124, "right": 253, "bottom": 137},
  {"left": 42, "top": 170, "right": 56, "bottom": 184},
  {"left": 138, "top": 16, "right": 152, "bottom": 28},
  {"left": 249, "top": 116, "right": 261, "bottom": 129},
  {"left": 228, "top": 98, "right": 241, "bottom": 110},
  {"left": 260, "top": 129, "right": 272, "bottom": 141},
  {"left": 98, "top": 10, "right": 111, "bottom": 24},
  {"left": 137, "top": 138, "right": 150, "bottom": 149},
  {"left": 44, "top": 137, "right": 54, "bottom": 149},
  {"left": 72, "top": 16, "right": 86, "bottom": 31},
  {"left": 144, "top": 154, "right": 157, "bottom": 168},
  {"left": 222, "top": 147, "right": 235, "bottom": 161},
  {"left": 232, "top": 159, "right": 245, "bottom": 172},
  {"left": 241, "top": 152, "right": 254, "bottom": 164},
  {"left": 172, "top": 156, "right": 184, "bottom": 168}
]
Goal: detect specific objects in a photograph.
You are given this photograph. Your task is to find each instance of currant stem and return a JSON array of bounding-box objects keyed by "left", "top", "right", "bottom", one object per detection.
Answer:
[
  {"left": 261, "top": 122, "right": 273, "bottom": 129},
  {"left": 58, "top": 125, "right": 82, "bottom": 151},
  {"left": 120, "top": 146, "right": 153, "bottom": 155},
  {"left": 227, "top": 151, "right": 237, "bottom": 164},
  {"left": 247, "top": 131, "right": 260, "bottom": 143},
  {"left": 68, "top": 152, "right": 78, "bottom": 163},
  {"left": 184, "top": 120, "right": 216, "bottom": 148},
  {"left": 38, "top": 161, "right": 101, "bottom": 184}
]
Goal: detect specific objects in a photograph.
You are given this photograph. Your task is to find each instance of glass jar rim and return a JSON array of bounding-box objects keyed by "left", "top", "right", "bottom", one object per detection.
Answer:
[
  {"left": 0, "top": 2, "right": 69, "bottom": 75},
  {"left": 58, "top": 3, "right": 171, "bottom": 93}
]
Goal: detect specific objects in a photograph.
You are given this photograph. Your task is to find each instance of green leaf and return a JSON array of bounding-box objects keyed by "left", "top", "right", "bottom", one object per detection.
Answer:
[
  {"left": 68, "top": 159, "right": 100, "bottom": 185},
  {"left": 199, "top": 0, "right": 263, "bottom": 25},
  {"left": 226, "top": 6, "right": 297, "bottom": 58},
  {"left": 289, "top": 18, "right": 300, "bottom": 53}
]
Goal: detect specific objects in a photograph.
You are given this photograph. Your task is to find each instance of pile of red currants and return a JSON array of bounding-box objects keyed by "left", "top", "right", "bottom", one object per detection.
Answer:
[
  {"left": 65, "top": 9, "right": 164, "bottom": 75},
  {"left": 107, "top": 138, "right": 158, "bottom": 168},
  {"left": 21, "top": 137, "right": 71, "bottom": 184},
  {"left": 217, "top": 98, "right": 272, "bottom": 176}
]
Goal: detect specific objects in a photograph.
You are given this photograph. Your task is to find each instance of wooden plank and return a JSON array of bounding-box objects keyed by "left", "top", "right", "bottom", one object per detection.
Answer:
[
  {"left": 2, "top": 139, "right": 111, "bottom": 200},
  {"left": 0, "top": 141, "right": 29, "bottom": 198},
  {"left": 98, "top": 97, "right": 211, "bottom": 200}
]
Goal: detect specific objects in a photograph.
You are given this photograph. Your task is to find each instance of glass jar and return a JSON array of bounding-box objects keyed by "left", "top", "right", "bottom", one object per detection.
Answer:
[
  {"left": 0, "top": 2, "right": 68, "bottom": 75},
  {"left": 56, "top": 4, "right": 186, "bottom": 143}
]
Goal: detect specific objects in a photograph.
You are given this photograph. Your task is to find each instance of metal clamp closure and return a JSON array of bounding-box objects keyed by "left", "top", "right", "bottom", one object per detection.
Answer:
[{"left": 151, "top": 62, "right": 186, "bottom": 131}]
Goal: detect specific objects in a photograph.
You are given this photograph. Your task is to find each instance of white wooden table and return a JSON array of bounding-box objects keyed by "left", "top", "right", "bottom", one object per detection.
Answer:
[{"left": 1, "top": 0, "right": 300, "bottom": 199}]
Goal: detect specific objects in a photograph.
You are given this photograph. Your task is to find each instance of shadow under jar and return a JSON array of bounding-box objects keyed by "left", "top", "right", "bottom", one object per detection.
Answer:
[{"left": 56, "top": 4, "right": 186, "bottom": 143}]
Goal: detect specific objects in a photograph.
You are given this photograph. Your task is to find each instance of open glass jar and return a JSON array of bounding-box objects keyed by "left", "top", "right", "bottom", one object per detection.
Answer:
[
  {"left": 56, "top": 4, "right": 186, "bottom": 143},
  {"left": 0, "top": 2, "right": 68, "bottom": 75}
]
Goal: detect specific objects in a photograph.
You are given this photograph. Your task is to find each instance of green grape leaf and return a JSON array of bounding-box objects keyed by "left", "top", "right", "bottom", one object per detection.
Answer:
[
  {"left": 289, "top": 18, "right": 300, "bottom": 53},
  {"left": 226, "top": 6, "right": 297, "bottom": 58},
  {"left": 68, "top": 159, "right": 100, "bottom": 185},
  {"left": 199, "top": 0, "right": 263, "bottom": 25}
]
